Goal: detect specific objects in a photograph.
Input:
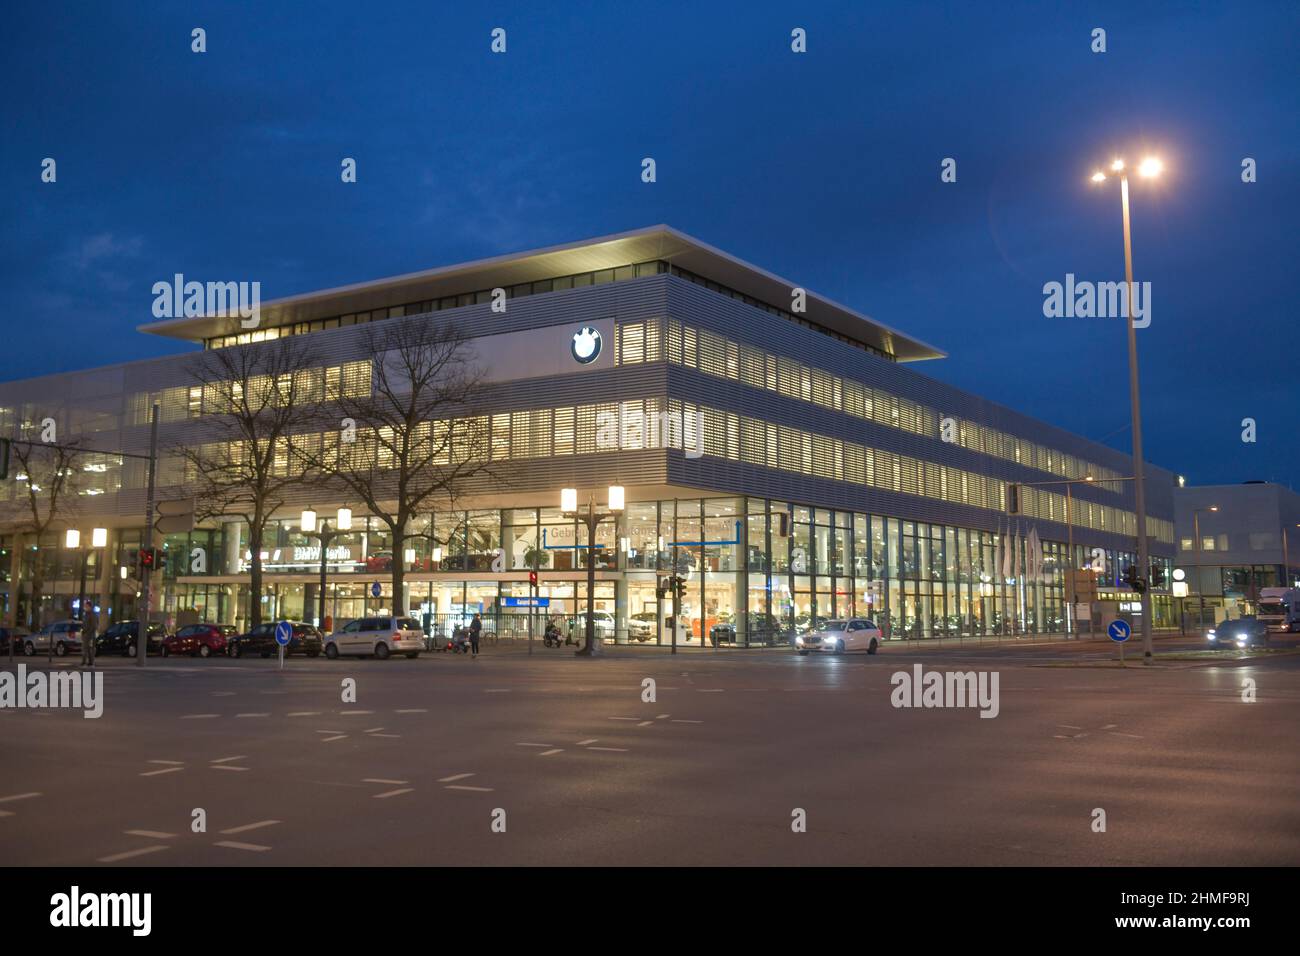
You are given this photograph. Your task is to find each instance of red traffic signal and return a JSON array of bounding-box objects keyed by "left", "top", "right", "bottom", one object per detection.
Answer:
[
  {"left": 139, "top": 548, "right": 162, "bottom": 572},
  {"left": 528, "top": 570, "right": 538, "bottom": 587}
]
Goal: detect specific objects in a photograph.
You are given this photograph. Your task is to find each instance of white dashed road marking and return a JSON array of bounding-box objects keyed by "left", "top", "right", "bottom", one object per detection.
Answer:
[
  {"left": 395, "top": 708, "right": 427, "bottom": 713},
  {"left": 516, "top": 742, "right": 554, "bottom": 748},
  {"left": 220, "top": 820, "right": 280, "bottom": 835},
  {"left": 363, "top": 778, "right": 408, "bottom": 785},
  {"left": 98, "top": 846, "right": 168, "bottom": 863},
  {"left": 140, "top": 767, "right": 183, "bottom": 777},
  {"left": 339, "top": 710, "right": 374, "bottom": 715},
  {"left": 210, "top": 756, "right": 246, "bottom": 764},
  {"left": 587, "top": 746, "right": 629, "bottom": 752},
  {"left": 576, "top": 739, "right": 598, "bottom": 746},
  {"left": 180, "top": 714, "right": 221, "bottom": 720},
  {"left": 372, "top": 788, "right": 414, "bottom": 799},
  {"left": 320, "top": 735, "right": 347, "bottom": 743},
  {"left": 214, "top": 841, "right": 271, "bottom": 852},
  {"left": 287, "top": 711, "right": 320, "bottom": 717},
  {"left": 438, "top": 773, "right": 474, "bottom": 783},
  {"left": 124, "top": 830, "right": 176, "bottom": 839},
  {"left": 445, "top": 785, "right": 494, "bottom": 792},
  {"left": 236, "top": 713, "right": 270, "bottom": 718},
  {"left": 538, "top": 748, "right": 563, "bottom": 756},
  {"left": 0, "top": 793, "right": 41, "bottom": 803}
]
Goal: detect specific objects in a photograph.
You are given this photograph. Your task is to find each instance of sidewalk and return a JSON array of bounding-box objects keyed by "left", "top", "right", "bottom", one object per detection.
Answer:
[{"left": 478, "top": 629, "right": 1187, "bottom": 655}]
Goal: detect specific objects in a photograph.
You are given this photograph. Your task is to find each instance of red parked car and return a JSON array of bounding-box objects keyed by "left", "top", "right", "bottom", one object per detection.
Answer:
[{"left": 162, "top": 623, "right": 238, "bottom": 658}]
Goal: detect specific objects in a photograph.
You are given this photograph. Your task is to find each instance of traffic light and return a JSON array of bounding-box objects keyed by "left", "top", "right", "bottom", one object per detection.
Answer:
[
  {"left": 138, "top": 547, "right": 162, "bottom": 573},
  {"left": 1121, "top": 564, "right": 1148, "bottom": 593},
  {"left": 528, "top": 570, "right": 538, "bottom": 587},
  {"left": 1148, "top": 563, "right": 1165, "bottom": 588}
]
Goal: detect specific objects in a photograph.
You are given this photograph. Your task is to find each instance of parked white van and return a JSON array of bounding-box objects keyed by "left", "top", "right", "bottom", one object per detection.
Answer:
[{"left": 324, "top": 616, "right": 424, "bottom": 659}]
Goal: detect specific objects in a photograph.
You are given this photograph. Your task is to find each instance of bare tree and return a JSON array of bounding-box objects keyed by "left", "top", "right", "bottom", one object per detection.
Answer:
[
  {"left": 302, "top": 318, "right": 497, "bottom": 615},
  {"left": 5, "top": 434, "right": 86, "bottom": 628},
  {"left": 176, "top": 337, "right": 323, "bottom": 629}
]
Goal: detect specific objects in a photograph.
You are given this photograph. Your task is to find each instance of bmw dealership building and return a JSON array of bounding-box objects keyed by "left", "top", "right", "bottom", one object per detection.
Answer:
[{"left": 0, "top": 226, "right": 1177, "bottom": 645}]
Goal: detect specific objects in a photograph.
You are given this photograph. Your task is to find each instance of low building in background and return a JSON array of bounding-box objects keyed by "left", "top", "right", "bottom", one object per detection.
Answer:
[{"left": 1174, "top": 481, "right": 1300, "bottom": 626}]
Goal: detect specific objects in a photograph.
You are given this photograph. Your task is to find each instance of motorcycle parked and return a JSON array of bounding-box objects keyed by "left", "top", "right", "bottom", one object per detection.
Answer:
[{"left": 448, "top": 626, "right": 472, "bottom": 654}]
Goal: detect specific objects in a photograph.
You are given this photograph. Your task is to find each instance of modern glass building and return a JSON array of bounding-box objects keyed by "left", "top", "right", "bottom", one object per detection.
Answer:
[{"left": 0, "top": 226, "right": 1177, "bottom": 643}]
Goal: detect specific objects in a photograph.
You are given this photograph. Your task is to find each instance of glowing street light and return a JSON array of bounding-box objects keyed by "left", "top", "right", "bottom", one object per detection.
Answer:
[
  {"left": 1089, "top": 152, "right": 1166, "bottom": 664},
  {"left": 561, "top": 486, "right": 627, "bottom": 656}
]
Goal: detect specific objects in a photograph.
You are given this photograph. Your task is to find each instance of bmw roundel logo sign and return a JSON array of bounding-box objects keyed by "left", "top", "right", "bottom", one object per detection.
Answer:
[{"left": 570, "top": 326, "right": 602, "bottom": 364}]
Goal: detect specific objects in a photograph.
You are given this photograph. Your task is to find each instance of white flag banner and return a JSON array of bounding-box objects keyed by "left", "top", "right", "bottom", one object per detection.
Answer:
[{"left": 1027, "top": 527, "right": 1041, "bottom": 584}]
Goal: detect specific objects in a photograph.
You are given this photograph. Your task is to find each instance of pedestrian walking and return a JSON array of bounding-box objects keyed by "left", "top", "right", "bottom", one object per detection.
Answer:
[
  {"left": 469, "top": 613, "right": 482, "bottom": 658},
  {"left": 80, "top": 606, "right": 98, "bottom": 666}
]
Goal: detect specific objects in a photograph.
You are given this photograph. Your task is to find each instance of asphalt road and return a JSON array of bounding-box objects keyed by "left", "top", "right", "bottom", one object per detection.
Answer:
[{"left": 2, "top": 636, "right": 1298, "bottom": 866}]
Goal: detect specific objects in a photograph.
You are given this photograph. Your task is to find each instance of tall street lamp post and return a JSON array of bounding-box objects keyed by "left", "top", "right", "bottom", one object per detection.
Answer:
[
  {"left": 301, "top": 508, "right": 352, "bottom": 631},
  {"left": 1192, "top": 505, "right": 1218, "bottom": 629},
  {"left": 1091, "top": 155, "right": 1163, "bottom": 663},
  {"left": 560, "top": 485, "right": 624, "bottom": 656}
]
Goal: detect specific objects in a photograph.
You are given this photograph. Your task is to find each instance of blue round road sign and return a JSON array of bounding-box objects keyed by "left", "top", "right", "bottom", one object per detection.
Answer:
[
  {"left": 274, "top": 620, "right": 293, "bottom": 646},
  {"left": 1107, "top": 619, "right": 1131, "bottom": 643},
  {"left": 370, "top": 581, "right": 382, "bottom": 598}
]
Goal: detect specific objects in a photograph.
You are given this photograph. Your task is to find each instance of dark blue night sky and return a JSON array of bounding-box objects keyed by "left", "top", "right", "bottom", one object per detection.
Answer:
[{"left": 3, "top": 1, "right": 1296, "bottom": 487}]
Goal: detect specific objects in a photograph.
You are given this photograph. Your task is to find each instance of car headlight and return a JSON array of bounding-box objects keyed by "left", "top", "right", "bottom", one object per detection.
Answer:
[{"left": 795, "top": 636, "right": 804, "bottom": 645}]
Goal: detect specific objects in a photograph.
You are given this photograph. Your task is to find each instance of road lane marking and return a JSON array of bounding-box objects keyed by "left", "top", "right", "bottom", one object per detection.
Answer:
[
  {"left": 576, "top": 739, "right": 598, "bottom": 746},
  {"left": 147, "top": 760, "right": 185, "bottom": 765},
  {"left": 0, "top": 810, "right": 13, "bottom": 818},
  {"left": 321, "top": 735, "right": 347, "bottom": 742},
  {"left": 214, "top": 841, "right": 271, "bottom": 852},
  {"left": 395, "top": 708, "right": 427, "bottom": 713},
  {"left": 140, "top": 767, "right": 184, "bottom": 777},
  {"left": 363, "top": 778, "right": 408, "bottom": 785},
  {"left": 97, "top": 848, "right": 169, "bottom": 863},
  {"left": 445, "top": 785, "right": 493, "bottom": 792},
  {"left": 372, "top": 788, "right": 414, "bottom": 799},
  {"left": 538, "top": 748, "right": 563, "bottom": 756},
  {"left": 1109, "top": 732, "right": 1144, "bottom": 739},
  {"left": 316, "top": 729, "right": 344, "bottom": 734},
  {"left": 0, "top": 793, "right": 41, "bottom": 803},
  {"left": 124, "top": 830, "right": 177, "bottom": 839},
  {"left": 516, "top": 742, "right": 554, "bottom": 748},
  {"left": 587, "top": 746, "right": 629, "bottom": 752},
  {"left": 211, "top": 691, "right": 237, "bottom": 697},
  {"left": 220, "top": 820, "right": 280, "bottom": 835},
  {"left": 362, "top": 727, "right": 385, "bottom": 733},
  {"left": 637, "top": 720, "right": 653, "bottom": 726},
  {"left": 438, "top": 773, "right": 474, "bottom": 783},
  {"left": 670, "top": 719, "right": 703, "bottom": 724},
  {"left": 368, "top": 733, "right": 400, "bottom": 738},
  {"left": 656, "top": 714, "right": 670, "bottom": 719},
  {"left": 210, "top": 756, "right": 246, "bottom": 764},
  {"left": 339, "top": 710, "right": 374, "bottom": 715},
  {"left": 98, "top": 845, "right": 168, "bottom": 863},
  {"left": 287, "top": 711, "right": 320, "bottom": 717},
  {"left": 607, "top": 716, "right": 639, "bottom": 721},
  {"left": 484, "top": 688, "right": 510, "bottom": 693},
  {"left": 211, "top": 765, "right": 249, "bottom": 771},
  {"left": 235, "top": 713, "right": 270, "bottom": 718},
  {"left": 180, "top": 714, "right": 221, "bottom": 719},
  {"left": 698, "top": 689, "right": 725, "bottom": 693}
]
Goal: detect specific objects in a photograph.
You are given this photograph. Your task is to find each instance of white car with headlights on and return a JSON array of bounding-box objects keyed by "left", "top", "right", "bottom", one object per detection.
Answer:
[{"left": 796, "top": 618, "right": 881, "bottom": 655}]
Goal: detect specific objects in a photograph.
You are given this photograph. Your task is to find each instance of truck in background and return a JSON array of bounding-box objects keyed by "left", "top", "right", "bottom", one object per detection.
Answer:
[{"left": 1257, "top": 587, "right": 1300, "bottom": 632}]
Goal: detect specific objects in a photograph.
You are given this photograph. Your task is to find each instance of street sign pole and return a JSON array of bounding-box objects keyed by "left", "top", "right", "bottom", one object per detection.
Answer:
[{"left": 137, "top": 403, "right": 160, "bottom": 669}]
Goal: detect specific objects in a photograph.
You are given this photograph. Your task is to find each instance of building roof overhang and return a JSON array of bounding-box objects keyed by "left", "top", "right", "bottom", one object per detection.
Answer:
[{"left": 136, "top": 225, "right": 946, "bottom": 361}]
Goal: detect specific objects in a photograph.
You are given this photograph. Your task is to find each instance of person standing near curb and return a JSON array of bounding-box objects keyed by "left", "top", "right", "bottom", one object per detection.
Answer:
[{"left": 469, "top": 614, "right": 482, "bottom": 658}]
